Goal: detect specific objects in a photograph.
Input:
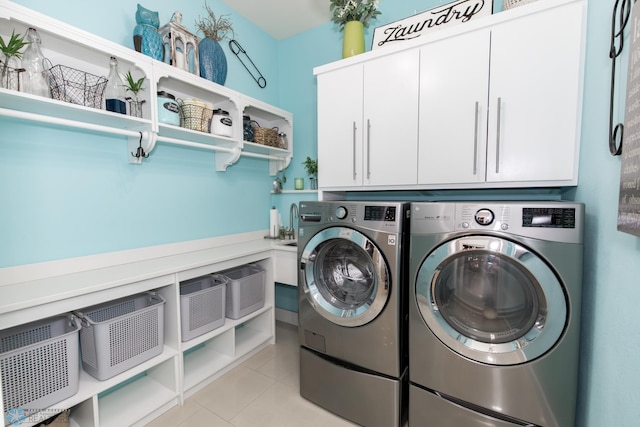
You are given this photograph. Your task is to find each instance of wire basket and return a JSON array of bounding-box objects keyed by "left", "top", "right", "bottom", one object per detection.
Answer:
[
  {"left": 1, "top": 315, "right": 80, "bottom": 422},
  {"left": 75, "top": 292, "right": 165, "bottom": 380},
  {"left": 503, "top": 0, "right": 537, "bottom": 9},
  {"left": 178, "top": 99, "right": 213, "bottom": 133},
  {"left": 45, "top": 62, "right": 107, "bottom": 109},
  {"left": 252, "top": 123, "right": 278, "bottom": 147}
]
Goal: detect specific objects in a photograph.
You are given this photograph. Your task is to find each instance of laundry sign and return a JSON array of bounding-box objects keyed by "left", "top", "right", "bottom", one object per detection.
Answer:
[{"left": 372, "top": 0, "right": 492, "bottom": 50}]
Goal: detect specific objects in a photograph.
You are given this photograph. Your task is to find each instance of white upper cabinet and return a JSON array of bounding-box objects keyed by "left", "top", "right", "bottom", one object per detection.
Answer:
[
  {"left": 420, "top": 0, "right": 586, "bottom": 187},
  {"left": 485, "top": 1, "right": 583, "bottom": 184},
  {"left": 317, "top": 0, "right": 586, "bottom": 191},
  {"left": 317, "top": 49, "right": 420, "bottom": 189}
]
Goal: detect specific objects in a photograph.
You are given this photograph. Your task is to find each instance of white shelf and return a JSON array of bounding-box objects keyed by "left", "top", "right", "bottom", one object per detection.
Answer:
[{"left": 0, "top": 0, "right": 293, "bottom": 173}]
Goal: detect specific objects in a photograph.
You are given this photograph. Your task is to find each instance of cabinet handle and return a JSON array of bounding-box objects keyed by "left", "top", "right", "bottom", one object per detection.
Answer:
[
  {"left": 495, "top": 97, "right": 502, "bottom": 174},
  {"left": 473, "top": 101, "right": 479, "bottom": 175},
  {"left": 352, "top": 121, "right": 357, "bottom": 180},
  {"left": 366, "top": 119, "right": 371, "bottom": 179}
]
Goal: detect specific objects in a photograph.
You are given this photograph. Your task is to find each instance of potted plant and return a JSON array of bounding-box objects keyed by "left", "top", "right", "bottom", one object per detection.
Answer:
[
  {"left": 302, "top": 156, "right": 318, "bottom": 189},
  {"left": 196, "top": 3, "right": 234, "bottom": 85},
  {"left": 123, "top": 70, "right": 146, "bottom": 118},
  {"left": 0, "top": 30, "right": 28, "bottom": 90},
  {"left": 330, "top": 0, "right": 381, "bottom": 58}
]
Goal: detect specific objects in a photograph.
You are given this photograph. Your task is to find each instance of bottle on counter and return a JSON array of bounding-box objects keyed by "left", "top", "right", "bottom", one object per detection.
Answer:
[
  {"left": 105, "top": 56, "right": 126, "bottom": 114},
  {"left": 21, "top": 28, "right": 50, "bottom": 98}
]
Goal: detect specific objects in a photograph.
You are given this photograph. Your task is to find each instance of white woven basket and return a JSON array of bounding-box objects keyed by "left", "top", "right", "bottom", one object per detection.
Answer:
[{"left": 504, "top": 0, "right": 537, "bottom": 10}]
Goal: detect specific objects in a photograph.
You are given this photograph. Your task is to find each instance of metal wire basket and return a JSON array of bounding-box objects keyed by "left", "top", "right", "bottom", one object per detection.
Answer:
[
  {"left": 178, "top": 98, "right": 213, "bottom": 133},
  {"left": 45, "top": 61, "right": 107, "bottom": 109}
]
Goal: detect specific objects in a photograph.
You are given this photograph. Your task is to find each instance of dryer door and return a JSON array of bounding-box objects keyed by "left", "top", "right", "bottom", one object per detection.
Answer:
[
  {"left": 415, "top": 235, "right": 567, "bottom": 365},
  {"left": 300, "top": 226, "right": 389, "bottom": 327}
]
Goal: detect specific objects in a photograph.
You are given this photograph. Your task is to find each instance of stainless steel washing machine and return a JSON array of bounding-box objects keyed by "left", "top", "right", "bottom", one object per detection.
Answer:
[
  {"left": 409, "top": 201, "right": 584, "bottom": 427},
  {"left": 297, "top": 201, "right": 409, "bottom": 427}
]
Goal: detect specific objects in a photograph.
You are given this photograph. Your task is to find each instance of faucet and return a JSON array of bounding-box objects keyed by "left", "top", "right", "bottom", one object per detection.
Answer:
[{"left": 287, "top": 203, "right": 299, "bottom": 240}]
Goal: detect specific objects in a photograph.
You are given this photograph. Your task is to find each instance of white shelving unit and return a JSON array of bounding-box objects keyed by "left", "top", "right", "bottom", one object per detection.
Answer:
[
  {"left": 0, "top": 238, "right": 276, "bottom": 427},
  {"left": 0, "top": 0, "right": 292, "bottom": 174}
]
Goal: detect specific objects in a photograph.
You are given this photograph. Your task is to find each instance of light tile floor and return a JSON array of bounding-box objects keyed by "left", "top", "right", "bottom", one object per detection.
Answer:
[{"left": 146, "top": 322, "right": 357, "bottom": 427}]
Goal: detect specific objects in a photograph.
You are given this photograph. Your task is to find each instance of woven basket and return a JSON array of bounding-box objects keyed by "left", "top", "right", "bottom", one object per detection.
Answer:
[
  {"left": 503, "top": 0, "right": 537, "bottom": 9},
  {"left": 253, "top": 124, "right": 278, "bottom": 147}
]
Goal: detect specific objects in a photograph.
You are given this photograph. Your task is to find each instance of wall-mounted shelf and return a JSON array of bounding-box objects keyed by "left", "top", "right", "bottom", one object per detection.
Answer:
[{"left": 0, "top": 0, "right": 293, "bottom": 174}]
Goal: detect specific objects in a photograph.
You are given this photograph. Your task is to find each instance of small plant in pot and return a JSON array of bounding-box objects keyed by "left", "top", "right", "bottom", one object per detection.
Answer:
[
  {"left": 302, "top": 156, "right": 318, "bottom": 189},
  {"left": 196, "top": 2, "right": 234, "bottom": 85},
  {"left": 124, "top": 70, "right": 146, "bottom": 118},
  {"left": 0, "top": 30, "right": 28, "bottom": 90}
]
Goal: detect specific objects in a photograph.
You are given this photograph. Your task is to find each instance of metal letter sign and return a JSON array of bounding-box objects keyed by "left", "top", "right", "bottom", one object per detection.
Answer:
[{"left": 372, "top": 0, "right": 492, "bottom": 50}]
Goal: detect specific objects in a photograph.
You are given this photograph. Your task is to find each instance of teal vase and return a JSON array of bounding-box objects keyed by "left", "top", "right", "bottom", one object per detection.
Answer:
[{"left": 199, "top": 38, "right": 227, "bottom": 85}]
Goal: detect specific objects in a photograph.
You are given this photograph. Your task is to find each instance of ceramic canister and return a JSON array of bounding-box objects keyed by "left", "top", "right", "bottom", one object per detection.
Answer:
[
  {"left": 157, "top": 91, "right": 180, "bottom": 126},
  {"left": 211, "top": 109, "right": 233, "bottom": 137}
]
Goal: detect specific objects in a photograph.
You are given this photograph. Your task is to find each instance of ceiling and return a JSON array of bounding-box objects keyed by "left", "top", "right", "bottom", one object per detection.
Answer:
[{"left": 221, "top": 0, "right": 333, "bottom": 40}]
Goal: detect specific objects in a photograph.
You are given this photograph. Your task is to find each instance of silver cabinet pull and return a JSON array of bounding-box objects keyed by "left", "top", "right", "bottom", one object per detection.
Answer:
[
  {"left": 473, "top": 101, "right": 479, "bottom": 175},
  {"left": 352, "top": 121, "right": 357, "bottom": 180},
  {"left": 366, "top": 119, "right": 371, "bottom": 179},
  {"left": 495, "top": 97, "right": 501, "bottom": 174}
]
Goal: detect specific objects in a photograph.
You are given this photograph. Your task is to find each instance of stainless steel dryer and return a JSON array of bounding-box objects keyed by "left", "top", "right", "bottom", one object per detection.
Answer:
[
  {"left": 409, "top": 201, "right": 584, "bottom": 427},
  {"left": 298, "top": 201, "right": 409, "bottom": 427}
]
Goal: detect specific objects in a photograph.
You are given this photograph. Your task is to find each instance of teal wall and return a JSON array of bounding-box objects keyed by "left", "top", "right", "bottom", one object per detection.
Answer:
[{"left": 3, "top": 0, "right": 638, "bottom": 425}]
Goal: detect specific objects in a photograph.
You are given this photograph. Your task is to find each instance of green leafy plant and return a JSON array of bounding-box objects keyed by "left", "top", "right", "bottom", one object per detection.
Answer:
[
  {"left": 0, "top": 30, "right": 29, "bottom": 60},
  {"left": 123, "top": 70, "right": 145, "bottom": 96},
  {"left": 196, "top": 3, "right": 235, "bottom": 41},
  {"left": 330, "top": 0, "right": 381, "bottom": 30},
  {"left": 302, "top": 156, "right": 318, "bottom": 177}
]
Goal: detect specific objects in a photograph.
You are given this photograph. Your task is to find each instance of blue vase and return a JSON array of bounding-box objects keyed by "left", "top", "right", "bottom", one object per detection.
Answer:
[
  {"left": 133, "top": 4, "right": 164, "bottom": 62},
  {"left": 199, "top": 38, "right": 227, "bottom": 85}
]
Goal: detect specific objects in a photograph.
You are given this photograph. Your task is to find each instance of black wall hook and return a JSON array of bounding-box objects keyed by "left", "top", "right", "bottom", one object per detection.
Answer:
[
  {"left": 609, "top": 0, "right": 635, "bottom": 156},
  {"left": 131, "top": 132, "right": 149, "bottom": 159}
]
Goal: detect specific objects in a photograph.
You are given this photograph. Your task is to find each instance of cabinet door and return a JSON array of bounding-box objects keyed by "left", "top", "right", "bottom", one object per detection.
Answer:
[
  {"left": 486, "top": 1, "right": 584, "bottom": 183},
  {"left": 363, "top": 50, "right": 420, "bottom": 186},
  {"left": 317, "top": 64, "right": 364, "bottom": 188},
  {"left": 417, "top": 31, "right": 490, "bottom": 185}
]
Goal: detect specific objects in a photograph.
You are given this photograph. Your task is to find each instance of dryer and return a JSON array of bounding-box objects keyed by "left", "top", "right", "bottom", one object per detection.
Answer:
[
  {"left": 409, "top": 201, "right": 583, "bottom": 427},
  {"left": 298, "top": 201, "right": 409, "bottom": 427}
]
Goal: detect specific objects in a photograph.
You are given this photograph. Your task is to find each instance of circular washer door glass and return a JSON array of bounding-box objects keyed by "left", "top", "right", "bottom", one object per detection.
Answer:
[
  {"left": 415, "top": 235, "right": 567, "bottom": 365},
  {"left": 301, "top": 227, "right": 389, "bottom": 327}
]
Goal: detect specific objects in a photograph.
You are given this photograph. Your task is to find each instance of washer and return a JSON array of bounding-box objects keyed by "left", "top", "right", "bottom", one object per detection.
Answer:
[
  {"left": 409, "top": 201, "right": 583, "bottom": 427},
  {"left": 297, "top": 201, "right": 409, "bottom": 427}
]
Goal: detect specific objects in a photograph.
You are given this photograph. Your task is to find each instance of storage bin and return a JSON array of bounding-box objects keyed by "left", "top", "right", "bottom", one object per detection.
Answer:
[
  {"left": 75, "top": 292, "right": 165, "bottom": 381},
  {"left": 180, "top": 274, "right": 227, "bottom": 341},
  {"left": 1, "top": 315, "right": 80, "bottom": 425},
  {"left": 220, "top": 264, "right": 266, "bottom": 319}
]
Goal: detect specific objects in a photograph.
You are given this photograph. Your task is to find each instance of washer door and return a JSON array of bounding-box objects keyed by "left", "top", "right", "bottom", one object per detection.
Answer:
[
  {"left": 300, "top": 227, "right": 389, "bottom": 327},
  {"left": 415, "top": 235, "right": 567, "bottom": 365}
]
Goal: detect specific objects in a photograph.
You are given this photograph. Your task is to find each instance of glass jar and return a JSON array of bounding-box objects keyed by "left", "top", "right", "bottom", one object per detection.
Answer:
[
  {"left": 157, "top": 91, "right": 180, "bottom": 126},
  {"left": 243, "top": 115, "right": 254, "bottom": 142},
  {"left": 105, "top": 56, "right": 126, "bottom": 114},
  {"left": 21, "top": 28, "right": 50, "bottom": 98},
  {"left": 211, "top": 109, "right": 232, "bottom": 137},
  {"left": 277, "top": 132, "right": 288, "bottom": 149}
]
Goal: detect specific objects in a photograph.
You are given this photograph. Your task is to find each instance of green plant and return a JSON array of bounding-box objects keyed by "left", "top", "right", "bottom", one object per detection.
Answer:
[
  {"left": 302, "top": 156, "right": 318, "bottom": 177},
  {"left": 330, "top": 0, "right": 381, "bottom": 30},
  {"left": 123, "top": 70, "right": 145, "bottom": 96},
  {"left": 0, "top": 30, "right": 28, "bottom": 60},
  {"left": 196, "top": 3, "right": 235, "bottom": 41}
]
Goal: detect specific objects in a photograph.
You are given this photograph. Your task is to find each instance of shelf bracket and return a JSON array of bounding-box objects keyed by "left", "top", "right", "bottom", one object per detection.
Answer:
[
  {"left": 128, "top": 131, "right": 157, "bottom": 164},
  {"left": 215, "top": 145, "right": 242, "bottom": 171}
]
